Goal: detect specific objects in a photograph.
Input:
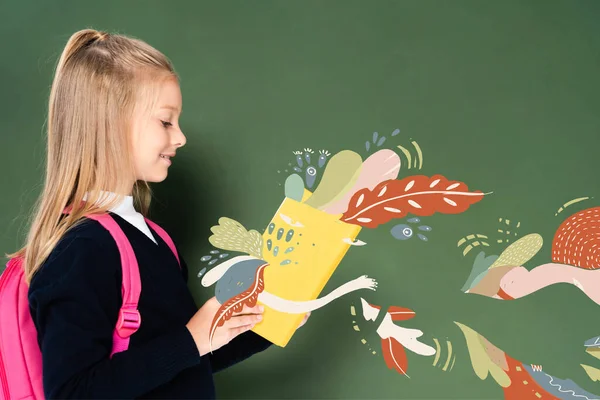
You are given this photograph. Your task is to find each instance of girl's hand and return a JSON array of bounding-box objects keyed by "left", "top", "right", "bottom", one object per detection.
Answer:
[{"left": 186, "top": 296, "right": 264, "bottom": 356}]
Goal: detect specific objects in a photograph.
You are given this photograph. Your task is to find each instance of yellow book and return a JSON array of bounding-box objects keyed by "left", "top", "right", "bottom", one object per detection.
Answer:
[{"left": 252, "top": 191, "right": 362, "bottom": 347}]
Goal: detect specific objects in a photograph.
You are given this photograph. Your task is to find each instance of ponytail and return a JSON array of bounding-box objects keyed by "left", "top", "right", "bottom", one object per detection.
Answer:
[{"left": 54, "top": 29, "right": 108, "bottom": 74}]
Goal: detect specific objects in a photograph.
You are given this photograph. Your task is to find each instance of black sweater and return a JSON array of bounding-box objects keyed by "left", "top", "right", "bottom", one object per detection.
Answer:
[{"left": 28, "top": 212, "right": 273, "bottom": 399}]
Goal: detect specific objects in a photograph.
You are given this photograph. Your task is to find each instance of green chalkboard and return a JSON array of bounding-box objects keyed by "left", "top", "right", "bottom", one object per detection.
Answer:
[{"left": 1, "top": 1, "right": 599, "bottom": 398}]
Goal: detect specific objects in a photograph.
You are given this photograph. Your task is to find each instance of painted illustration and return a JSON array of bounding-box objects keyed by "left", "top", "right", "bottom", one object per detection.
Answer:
[
  {"left": 583, "top": 335, "right": 600, "bottom": 383},
  {"left": 456, "top": 322, "right": 599, "bottom": 400},
  {"left": 199, "top": 130, "right": 487, "bottom": 350},
  {"left": 349, "top": 298, "right": 436, "bottom": 378},
  {"left": 451, "top": 198, "right": 600, "bottom": 398},
  {"left": 195, "top": 128, "right": 598, "bottom": 400},
  {"left": 460, "top": 207, "right": 600, "bottom": 306}
]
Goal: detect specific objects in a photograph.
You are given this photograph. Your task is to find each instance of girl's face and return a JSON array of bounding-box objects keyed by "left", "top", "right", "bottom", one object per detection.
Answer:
[{"left": 132, "top": 77, "right": 186, "bottom": 184}]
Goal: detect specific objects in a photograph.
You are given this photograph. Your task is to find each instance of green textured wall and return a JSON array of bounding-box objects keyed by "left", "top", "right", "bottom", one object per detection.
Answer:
[{"left": 1, "top": 1, "right": 599, "bottom": 398}]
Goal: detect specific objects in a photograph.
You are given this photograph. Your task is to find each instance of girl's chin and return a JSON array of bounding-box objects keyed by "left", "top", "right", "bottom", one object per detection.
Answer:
[
  {"left": 143, "top": 170, "right": 169, "bottom": 183},
  {"left": 153, "top": 172, "right": 169, "bottom": 182}
]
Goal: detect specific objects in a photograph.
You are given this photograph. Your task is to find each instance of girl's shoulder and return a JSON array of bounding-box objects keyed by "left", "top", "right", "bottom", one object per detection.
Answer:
[{"left": 29, "top": 217, "right": 122, "bottom": 294}]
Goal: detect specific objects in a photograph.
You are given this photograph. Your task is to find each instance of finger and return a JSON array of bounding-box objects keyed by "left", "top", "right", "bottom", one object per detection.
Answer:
[
  {"left": 240, "top": 304, "right": 264, "bottom": 314},
  {"left": 232, "top": 304, "right": 264, "bottom": 316},
  {"left": 206, "top": 296, "right": 219, "bottom": 307},
  {"left": 224, "top": 313, "right": 262, "bottom": 329},
  {"left": 229, "top": 322, "right": 256, "bottom": 339}
]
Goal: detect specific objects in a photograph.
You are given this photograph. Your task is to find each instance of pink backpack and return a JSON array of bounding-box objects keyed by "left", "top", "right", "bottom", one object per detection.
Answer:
[{"left": 0, "top": 213, "right": 180, "bottom": 400}]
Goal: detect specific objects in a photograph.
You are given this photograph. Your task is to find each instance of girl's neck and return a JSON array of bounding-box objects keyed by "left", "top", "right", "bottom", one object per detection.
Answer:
[{"left": 82, "top": 190, "right": 132, "bottom": 205}]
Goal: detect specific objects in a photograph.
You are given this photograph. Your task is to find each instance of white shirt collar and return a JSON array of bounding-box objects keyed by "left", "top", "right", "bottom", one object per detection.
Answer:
[{"left": 82, "top": 191, "right": 157, "bottom": 244}]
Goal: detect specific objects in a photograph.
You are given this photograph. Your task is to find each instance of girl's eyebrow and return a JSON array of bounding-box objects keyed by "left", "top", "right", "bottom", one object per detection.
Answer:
[{"left": 160, "top": 105, "right": 182, "bottom": 114}]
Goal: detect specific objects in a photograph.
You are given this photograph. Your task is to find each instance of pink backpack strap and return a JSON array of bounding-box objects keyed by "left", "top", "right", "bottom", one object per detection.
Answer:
[
  {"left": 65, "top": 212, "right": 181, "bottom": 358},
  {"left": 145, "top": 218, "right": 181, "bottom": 268},
  {"left": 85, "top": 214, "right": 141, "bottom": 357}
]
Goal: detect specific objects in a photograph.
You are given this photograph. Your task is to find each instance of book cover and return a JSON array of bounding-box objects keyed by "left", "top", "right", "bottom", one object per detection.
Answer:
[{"left": 252, "top": 194, "right": 362, "bottom": 347}]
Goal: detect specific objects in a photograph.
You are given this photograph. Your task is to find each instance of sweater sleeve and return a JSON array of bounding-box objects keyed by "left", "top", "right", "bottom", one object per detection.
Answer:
[
  {"left": 208, "top": 330, "right": 274, "bottom": 373},
  {"left": 180, "top": 248, "right": 189, "bottom": 283},
  {"left": 28, "top": 236, "right": 202, "bottom": 399}
]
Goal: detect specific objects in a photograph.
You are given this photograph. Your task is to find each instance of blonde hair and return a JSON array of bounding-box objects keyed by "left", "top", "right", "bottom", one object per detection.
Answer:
[{"left": 7, "top": 28, "right": 178, "bottom": 283}]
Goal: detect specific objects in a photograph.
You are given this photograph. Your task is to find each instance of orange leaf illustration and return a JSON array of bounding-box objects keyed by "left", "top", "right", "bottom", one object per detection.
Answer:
[
  {"left": 209, "top": 263, "right": 268, "bottom": 352},
  {"left": 387, "top": 306, "right": 415, "bottom": 322},
  {"left": 381, "top": 336, "right": 409, "bottom": 376},
  {"left": 364, "top": 301, "right": 415, "bottom": 321},
  {"left": 367, "top": 301, "right": 381, "bottom": 310},
  {"left": 341, "top": 174, "right": 485, "bottom": 228},
  {"left": 552, "top": 206, "right": 600, "bottom": 270}
]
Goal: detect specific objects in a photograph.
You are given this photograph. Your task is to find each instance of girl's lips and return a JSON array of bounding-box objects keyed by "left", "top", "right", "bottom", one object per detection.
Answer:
[{"left": 160, "top": 154, "right": 172, "bottom": 165}]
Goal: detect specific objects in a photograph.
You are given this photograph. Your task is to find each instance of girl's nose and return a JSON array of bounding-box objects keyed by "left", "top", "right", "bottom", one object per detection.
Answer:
[{"left": 174, "top": 128, "right": 187, "bottom": 148}]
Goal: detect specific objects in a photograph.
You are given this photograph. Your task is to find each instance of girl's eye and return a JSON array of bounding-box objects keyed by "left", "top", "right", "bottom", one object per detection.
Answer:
[{"left": 160, "top": 120, "right": 172, "bottom": 128}]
